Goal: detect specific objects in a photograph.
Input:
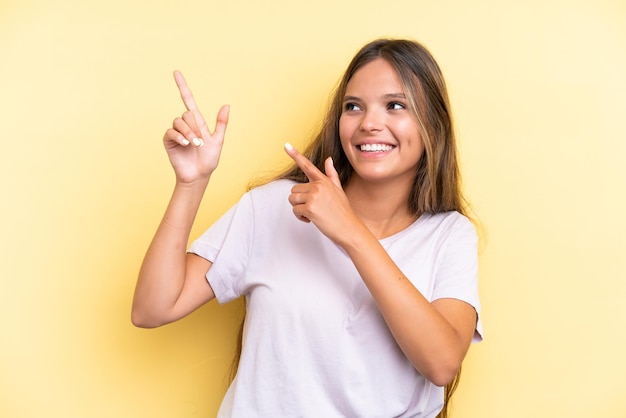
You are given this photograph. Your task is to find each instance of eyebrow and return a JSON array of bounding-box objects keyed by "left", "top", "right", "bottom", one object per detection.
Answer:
[{"left": 343, "top": 93, "right": 407, "bottom": 102}]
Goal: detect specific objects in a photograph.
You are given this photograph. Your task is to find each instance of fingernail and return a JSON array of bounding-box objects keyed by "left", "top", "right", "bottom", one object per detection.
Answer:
[
  {"left": 182, "top": 139, "right": 190, "bottom": 146},
  {"left": 192, "top": 138, "right": 204, "bottom": 147},
  {"left": 284, "top": 142, "right": 293, "bottom": 151}
]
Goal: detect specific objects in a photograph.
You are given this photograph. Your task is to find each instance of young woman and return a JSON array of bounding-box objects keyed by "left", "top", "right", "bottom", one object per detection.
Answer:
[{"left": 132, "top": 38, "right": 483, "bottom": 418}]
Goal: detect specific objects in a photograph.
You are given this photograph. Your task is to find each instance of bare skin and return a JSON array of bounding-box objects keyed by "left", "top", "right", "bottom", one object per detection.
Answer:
[
  {"left": 131, "top": 71, "right": 226, "bottom": 327},
  {"left": 132, "top": 64, "right": 477, "bottom": 387}
]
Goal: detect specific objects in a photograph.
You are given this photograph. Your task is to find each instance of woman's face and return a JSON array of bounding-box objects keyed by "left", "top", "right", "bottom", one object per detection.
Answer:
[{"left": 339, "top": 58, "right": 424, "bottom": 187}]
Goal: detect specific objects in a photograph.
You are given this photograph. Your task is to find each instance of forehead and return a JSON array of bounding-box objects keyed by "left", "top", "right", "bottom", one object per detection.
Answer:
[{"left": 345, "top": 58, "right": 404, "bottom": 95}]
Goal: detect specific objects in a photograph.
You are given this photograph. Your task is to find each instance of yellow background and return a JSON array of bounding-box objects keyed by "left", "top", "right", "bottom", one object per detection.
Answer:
[{"left": 1, "top": 0, "right": 625, "bottom": 416}]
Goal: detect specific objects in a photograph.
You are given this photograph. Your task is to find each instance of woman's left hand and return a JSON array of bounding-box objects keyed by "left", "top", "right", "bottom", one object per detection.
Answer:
[{"left": 284, "top": 143, "right": 363, "bottom": 246}]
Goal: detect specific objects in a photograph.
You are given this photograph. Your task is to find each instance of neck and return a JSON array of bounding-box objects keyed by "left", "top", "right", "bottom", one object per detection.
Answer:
[{"left": 344, "top": 176, "right": 416, "bottom": 239}]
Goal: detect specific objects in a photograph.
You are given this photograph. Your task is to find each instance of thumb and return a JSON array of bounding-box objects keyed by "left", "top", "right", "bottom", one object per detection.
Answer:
[{"left": 324, "top": 157, "right": 342, "bottom": 188}]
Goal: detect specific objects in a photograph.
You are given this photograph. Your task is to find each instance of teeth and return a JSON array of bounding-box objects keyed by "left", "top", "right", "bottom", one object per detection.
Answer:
[{"left": 359, "top": 144, "right": 394, "bottom": 152}]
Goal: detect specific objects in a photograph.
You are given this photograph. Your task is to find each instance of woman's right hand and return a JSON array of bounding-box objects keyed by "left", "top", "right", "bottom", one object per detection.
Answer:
[{"left": 163, "top": 70, "right": 230, "bottom": 184}]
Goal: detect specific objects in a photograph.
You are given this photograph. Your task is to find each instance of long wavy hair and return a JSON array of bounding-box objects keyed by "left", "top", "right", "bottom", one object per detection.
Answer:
[
  {"left": 235, "top": 38, "right": 467, "bottom": 418},
  {"left": 272, "top": 38, "right": 466, "bottom": 218}
]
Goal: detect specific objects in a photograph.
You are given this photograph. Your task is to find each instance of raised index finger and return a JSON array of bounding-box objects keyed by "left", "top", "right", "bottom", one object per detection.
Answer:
[
  {"left": 173, "top": 70, "right": 210, "bottom": 138},
  {"left": 284, "top": 142, "right": 326, "bottom": 181},
  {"left": 173, "top": 70, "right": 200, "bottom": 113}
]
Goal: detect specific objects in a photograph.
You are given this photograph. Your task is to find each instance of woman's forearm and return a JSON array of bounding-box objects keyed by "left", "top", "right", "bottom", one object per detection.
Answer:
[
  {"left": 341, "top": 227, "right": 475, "bottom": 386},
  {"left": 131, "top": 178, "right": 210, "bottom": 327}
]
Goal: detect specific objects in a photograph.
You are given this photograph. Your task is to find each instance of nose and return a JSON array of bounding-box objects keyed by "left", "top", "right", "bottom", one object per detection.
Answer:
[{"left": 359, "top": 108, "right": 384, "bottom": 132}]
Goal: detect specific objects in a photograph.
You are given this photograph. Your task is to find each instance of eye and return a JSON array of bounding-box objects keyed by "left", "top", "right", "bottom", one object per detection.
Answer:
[
  {"left": 344, "top": 102, "right": 362, "bottom": 111},
  {"left": 387, "top": 102, "right": 406, "bottom": 110}
]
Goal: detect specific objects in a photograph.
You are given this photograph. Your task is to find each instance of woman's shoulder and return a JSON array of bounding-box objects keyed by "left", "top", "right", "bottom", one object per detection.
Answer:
[
  {"left": 422, "top": 210, "right": 469, "bottom": 224},
  {"left": 241, "top": 179, "right": 298, "bottom": 211},
  {"left": 419, "top": 211, "right": 476, "bottom": 238},
  {"left": 248, "top": 178, "right": 297, "bottom": 197}
]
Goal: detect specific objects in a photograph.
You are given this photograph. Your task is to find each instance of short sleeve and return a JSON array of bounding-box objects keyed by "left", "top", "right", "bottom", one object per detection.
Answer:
[
  {"left": 431, "top": 215, "right": 483, "bottom": 342},
  {"left": 188, "top": 192, "right": 255, "bottom": 304}
]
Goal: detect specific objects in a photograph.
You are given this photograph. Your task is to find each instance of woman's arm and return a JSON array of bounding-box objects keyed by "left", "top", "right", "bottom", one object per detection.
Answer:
[
  {"left": 131, "top": 71, "right": 229, "bottom": 328},
  {"left": 284, "top": 144, "right": 476, "bottom": 386},
  {"left": 339, "top": 226, "right": 476, "bottom": 387},
  {"left": 131, "top": 181, "right": 216, "bottom": 328}
]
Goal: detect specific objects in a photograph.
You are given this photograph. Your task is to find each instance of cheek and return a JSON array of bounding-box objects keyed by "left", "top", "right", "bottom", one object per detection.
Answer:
[
  {"left": 398, "top": 119, "right": 420, "bottom": 136},
  {"left": 396, "top": 120, "right": 423, "bottom": 147},
  {"left": 413, "top": 136, "right": 426, "bottom": 165},
  {"left": 338, "top": 116, "right": 352, "bottom": 148}
]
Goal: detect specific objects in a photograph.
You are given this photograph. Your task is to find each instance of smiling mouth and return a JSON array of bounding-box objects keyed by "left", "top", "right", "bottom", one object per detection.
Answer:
[{"left": 359, "top": 144, "right": 395, "bottom": 152}]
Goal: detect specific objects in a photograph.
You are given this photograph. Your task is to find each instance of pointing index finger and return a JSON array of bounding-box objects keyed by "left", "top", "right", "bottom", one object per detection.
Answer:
[
  {"left": 173, "top": 70, "right": 210, "bottom": 138},
  {"left": 173, "top": 70, "right": 200, "bottom": 113},
  {"left": 284, "top": 142, "right": 325, "bottom": 181}
]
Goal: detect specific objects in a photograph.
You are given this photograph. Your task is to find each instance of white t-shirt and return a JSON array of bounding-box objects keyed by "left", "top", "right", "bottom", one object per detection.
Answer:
[{"left": 189, "top": 179, "right": 483, "bottom": 418}]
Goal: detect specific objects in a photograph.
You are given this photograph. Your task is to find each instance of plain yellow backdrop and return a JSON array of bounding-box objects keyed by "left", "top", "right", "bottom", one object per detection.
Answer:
[{"left": 1, "top": 0, "right": 625, "bottom": 417}]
